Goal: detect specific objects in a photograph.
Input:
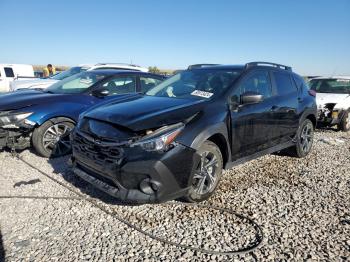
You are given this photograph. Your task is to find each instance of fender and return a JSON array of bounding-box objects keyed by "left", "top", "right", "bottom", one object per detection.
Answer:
[
  {"left": 31, "top": 111, "right": 80, "bottom": 126},
  {"left": 34, "top": 114, "right": 77, "bottom": 126},
  {"left": 47, "top": 116, "right": 76, "bottom": 125},
  {"left": 299, "top": 105, "right": 317, "bottom": 126},
  {"left": 190, "top": 121, "right": 231, "bottom": 159}
]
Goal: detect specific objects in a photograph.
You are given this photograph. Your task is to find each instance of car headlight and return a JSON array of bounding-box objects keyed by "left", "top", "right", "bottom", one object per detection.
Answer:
[
  {"left": 131, "top": 123, "right": 184, "bottom": 151},
  {"left": 331, "top": 110, "right": 339, "bottom": 119},
  {"left": 0, "top": 112, "right": 33, "bottom": 127}
]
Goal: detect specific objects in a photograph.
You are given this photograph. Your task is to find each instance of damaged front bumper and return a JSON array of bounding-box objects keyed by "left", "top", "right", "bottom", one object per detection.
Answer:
[
  {"left": 70, "top": 130, "right": 200, "bottom": 204},
  {"left": 317, "top": 105, "right": 346, "bottom": 127},
  {"left": 0, "top": 125, "right": 34, "bottom": 150},
  {"left": 0, "top": 111, "right": 36, "bottom": 150}
]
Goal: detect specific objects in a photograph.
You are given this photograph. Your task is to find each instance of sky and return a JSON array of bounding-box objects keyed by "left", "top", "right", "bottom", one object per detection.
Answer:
[{"left": 0, "top": 0, "right": 349, "bottom": 75}]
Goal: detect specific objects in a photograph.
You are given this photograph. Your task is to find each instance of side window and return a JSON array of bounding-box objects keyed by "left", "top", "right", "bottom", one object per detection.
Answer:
[
  {"left": 102, "top": 76, "right": 136, "bottom": 95},
  {"left": 140, "top": 76, "right": 162, "bottom": 93},
  {"left": 273, "top": 72, "right": 297, "bottom": 96},
  {"left": 293, "top": 74, "right": 309, "bottom": 90},
  {"left": 4, "top": 67, "right": 15, "bottom": 77},
  {"left": 238, "top": 70, "right": 272, "bottom": 98}
]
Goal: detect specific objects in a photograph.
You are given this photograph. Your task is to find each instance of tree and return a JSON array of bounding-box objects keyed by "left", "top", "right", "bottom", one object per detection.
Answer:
[{"left": 148, "top": 66, "right": 161, "bottom": 74}]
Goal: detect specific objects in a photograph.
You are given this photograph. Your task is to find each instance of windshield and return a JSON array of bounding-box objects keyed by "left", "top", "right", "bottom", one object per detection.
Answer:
[
  {"left": 146, "top": 69, "right": 242, "bottom": 99},
  {"left": 309, "top": 78, "right": 350, "bottom": 94},
  {"left": 45, "top": 71, "right": 108, "bottom": 94},
  {"left": 50, "top": 66, "right": 88, "bottom": 81}
]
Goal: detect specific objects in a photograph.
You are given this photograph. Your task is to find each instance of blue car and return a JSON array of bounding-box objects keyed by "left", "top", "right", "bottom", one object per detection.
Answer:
[{"left": 0, "top": 70, "right": 165, "bottom": 157}]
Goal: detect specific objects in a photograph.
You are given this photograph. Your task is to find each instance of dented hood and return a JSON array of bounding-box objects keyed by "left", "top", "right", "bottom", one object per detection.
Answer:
[{"left": 84, "top": 95, "right": 207, "bottom": 131}]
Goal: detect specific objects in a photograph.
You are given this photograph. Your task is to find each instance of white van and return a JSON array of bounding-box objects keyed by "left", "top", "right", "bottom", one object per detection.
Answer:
[{"left": 0, "top": 64, "right": 34, "bottom": 93}]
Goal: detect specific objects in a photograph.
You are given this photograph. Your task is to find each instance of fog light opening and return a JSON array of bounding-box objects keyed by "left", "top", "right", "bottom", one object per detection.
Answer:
[{"left": 139, "top": 178, "right": 161, "bottom": 195}]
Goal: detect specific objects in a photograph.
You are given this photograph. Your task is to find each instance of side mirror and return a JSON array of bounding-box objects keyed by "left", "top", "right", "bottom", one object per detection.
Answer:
[
  {"left": 241, "top": 91, "right": 263, "bottom": 105},
  {"left": 92, "top": 88, "right": 109, "bottom": 97},
  {"left": 229, "top": 95, "right": 240, "bottom": 110}
]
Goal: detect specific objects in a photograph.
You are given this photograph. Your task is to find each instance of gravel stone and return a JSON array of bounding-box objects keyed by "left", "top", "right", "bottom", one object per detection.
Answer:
[{"left": 0, "top": 130, "right": 349, "bottom": 261}]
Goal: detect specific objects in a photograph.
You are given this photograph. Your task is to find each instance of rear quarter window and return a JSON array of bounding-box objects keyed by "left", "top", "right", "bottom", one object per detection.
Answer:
[
  {"left": 273, "top": 71, "right": 297, "bottom": 96},
  {"left": 4, "top": 67, "right": 15, "bottom": 77}
]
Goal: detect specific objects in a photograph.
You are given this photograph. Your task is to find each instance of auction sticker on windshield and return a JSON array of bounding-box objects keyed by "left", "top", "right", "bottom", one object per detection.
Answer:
[{"left": 191, "top": 90, "right": 213, "bottom": 98}]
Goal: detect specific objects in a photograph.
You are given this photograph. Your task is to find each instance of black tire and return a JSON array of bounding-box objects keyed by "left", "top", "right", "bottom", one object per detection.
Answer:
[
  {"left": 338, "top": 111, "right": 350, "bottom": 132},
  {"left": 32, "top": 117, "right": 75, "bottom": 158},
  {"left": 182, "top": 140, "right": 223, "bottom": 203},
  {"left": 288, "top": 119, "right": 314, "bottom": 158}
]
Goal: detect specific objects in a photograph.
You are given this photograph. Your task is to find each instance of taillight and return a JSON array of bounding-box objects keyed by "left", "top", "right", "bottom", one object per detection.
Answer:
[{"left": 308, "top": 90, "right": 316, "bottom": 97}]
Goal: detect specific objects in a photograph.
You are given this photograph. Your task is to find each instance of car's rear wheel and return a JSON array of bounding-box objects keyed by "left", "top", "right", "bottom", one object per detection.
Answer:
[
  {"left": 32, "top": 118, "right": 75, "bottom": 158},
  {"left": 289, "top": 118, "right": 314, "bottom": 158},
  {"left": 338, "top": 111, "right": 350, "bottom": 132},
  {"left": 182, "top": 141, "right": 223, "bottom": 202}
]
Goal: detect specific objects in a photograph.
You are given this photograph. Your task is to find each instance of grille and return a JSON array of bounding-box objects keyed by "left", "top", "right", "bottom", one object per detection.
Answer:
[{"left": 73, "top": 131, "right": 124, "bottom": 165}]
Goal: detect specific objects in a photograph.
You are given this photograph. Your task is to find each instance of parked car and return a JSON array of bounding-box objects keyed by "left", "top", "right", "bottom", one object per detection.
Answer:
[
  {"left": 10, "top": 63, "right": 149, "bottom": 91},
  {"left": 0, "top": 70, "right": 164, "bottom": 157},
  {"left": 70, "top": 62, "right": 317, "bottom": 204},
  {"left": 309, "top": 76, "right": 350, "bottom": 131},
  {"left": 0, "top": 64, "right": 35, "bottom": 93}
]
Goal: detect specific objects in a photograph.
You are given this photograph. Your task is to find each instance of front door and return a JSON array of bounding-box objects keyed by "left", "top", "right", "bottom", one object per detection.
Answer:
[{"left": 230, "top": 69, "right": 275, "bottom": 160}]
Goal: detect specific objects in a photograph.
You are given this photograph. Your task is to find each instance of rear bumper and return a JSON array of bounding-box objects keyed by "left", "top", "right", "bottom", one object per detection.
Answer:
[{"left": 71, "top": 132, "right": 200, "bottom": 204}]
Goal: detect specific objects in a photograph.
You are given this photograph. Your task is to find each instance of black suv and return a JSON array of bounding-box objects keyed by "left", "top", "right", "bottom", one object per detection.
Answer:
[{"left": 70, "top": 62, "right": 317, "bottom": 204}]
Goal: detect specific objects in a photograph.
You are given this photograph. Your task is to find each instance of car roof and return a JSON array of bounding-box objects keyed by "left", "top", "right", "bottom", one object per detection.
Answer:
[
  {"left": 188, "top": 63, "right": 293, "bottom": 72},
  {"left": 87, "top": 69, "right": 161, "bottom": 76},
  {"left": 189, "top": 64, "right": 246, "bottom": 70},
  {"left": 78, "top": 63, "right": 149, "bottom": 72},
  {"left": 312, "top": 76, "right": 350, "bottom": 80}
]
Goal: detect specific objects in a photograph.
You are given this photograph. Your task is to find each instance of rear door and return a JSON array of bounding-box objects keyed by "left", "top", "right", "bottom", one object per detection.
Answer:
[
  {"left": 230, "top": 69, "right": 275, "bottom": 159},
  {"left": 270, "top": 70, "right": 299, "bottom": 143}
]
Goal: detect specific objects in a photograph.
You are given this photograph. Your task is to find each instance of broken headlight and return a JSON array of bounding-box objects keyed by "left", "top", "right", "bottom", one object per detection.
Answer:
[
  {"left": 331, "top": 110, "right": 339, "bottom": 119},
  {"left": 0, "top": 112, "right": 33, "bottom": 128},
  {"left": 131, "top": 123, "right": 184, "bottom": 151}
]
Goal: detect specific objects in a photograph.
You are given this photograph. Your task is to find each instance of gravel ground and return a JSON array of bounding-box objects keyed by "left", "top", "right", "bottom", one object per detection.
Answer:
[{"left": 0, "top": 130, "right": 349, "bottom": 261}]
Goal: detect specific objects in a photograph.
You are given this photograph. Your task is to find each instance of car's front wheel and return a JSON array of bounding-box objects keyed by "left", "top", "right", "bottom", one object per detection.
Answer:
[
  {"left": 183, "top": 141, "right": 223, "bottom": 202},
  {"left": 32, "top": 117, "right": 75, "bottom": 158}
]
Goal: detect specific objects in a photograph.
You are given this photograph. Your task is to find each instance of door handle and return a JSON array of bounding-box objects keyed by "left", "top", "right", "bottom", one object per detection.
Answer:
[{"left": 298, "top": 97, "right": 303, "bottom": 103}]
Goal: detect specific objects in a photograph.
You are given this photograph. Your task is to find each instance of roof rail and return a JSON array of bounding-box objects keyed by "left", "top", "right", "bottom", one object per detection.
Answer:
[
  {"left": 96, "top": 63, "right": 142, "bottom": 67},
  {"left": 245, "top": 62, "right": 292, "bottom": 71},
  {"left": 188, "top": 64, "right": 220, "bottom": 70}
]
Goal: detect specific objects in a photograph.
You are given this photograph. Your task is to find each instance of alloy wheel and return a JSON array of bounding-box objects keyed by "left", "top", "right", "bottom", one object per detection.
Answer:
[
  {"left": 42, "top": 123, "right": 72, "bottom": 156},
  {"left": 192, "top": 151, "right": 219, "bottom": 196},
  {"left": 300, "top": 122, "right": 313, "bottom": 153}
]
